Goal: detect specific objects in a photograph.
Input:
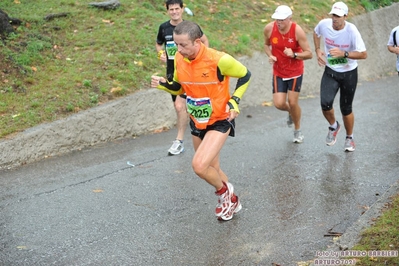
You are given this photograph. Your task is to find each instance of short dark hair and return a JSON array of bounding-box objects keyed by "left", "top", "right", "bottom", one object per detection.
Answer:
[
  {"left": 174, "top": 21, "right": 202, "bottom": 42},
  {"left": 165, "top": 0, "right": 183, "bottom": 10}
]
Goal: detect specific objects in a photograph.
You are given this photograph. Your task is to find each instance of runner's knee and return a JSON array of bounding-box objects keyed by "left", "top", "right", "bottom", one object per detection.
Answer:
[
  {"left": 321, "top": 101, "right": 333, "bottom": 111},
  {"left": 340, "top": 104, "right": 352, "bottom": 116},
  {"left": 274, "top": 102, "right": 286, "bottom": 110},
  {"left": 191, "top": 158, "right": 208, "bottom": 179},
  {"left": 174, "top": 100, "right": 186, "bottom": 112}
]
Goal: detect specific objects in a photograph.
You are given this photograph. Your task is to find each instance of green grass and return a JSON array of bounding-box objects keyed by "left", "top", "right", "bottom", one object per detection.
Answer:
[
  {"left": 343, "top": 194, "right": 399, "bottom": 265},
  {"left": 0, "top": 0, "right": 398, "bottom": 139},
  {"left": 1, "top": 0, "right": 381, "bottom": 138}
]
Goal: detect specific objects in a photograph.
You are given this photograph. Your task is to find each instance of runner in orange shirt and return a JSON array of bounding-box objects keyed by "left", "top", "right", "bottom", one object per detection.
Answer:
[{"left": 151, "top": 21, "right": 251, "bottom": 221}]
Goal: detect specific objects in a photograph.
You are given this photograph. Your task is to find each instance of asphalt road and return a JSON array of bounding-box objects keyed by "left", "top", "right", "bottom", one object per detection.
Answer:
[{"left": 1, "top": 75, "right": 398, "bottom": 266}]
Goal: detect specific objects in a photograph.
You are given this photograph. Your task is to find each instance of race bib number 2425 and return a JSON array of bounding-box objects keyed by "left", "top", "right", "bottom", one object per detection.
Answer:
[{"left": 186, "top": 96, "right": 212, "bottom": 124}]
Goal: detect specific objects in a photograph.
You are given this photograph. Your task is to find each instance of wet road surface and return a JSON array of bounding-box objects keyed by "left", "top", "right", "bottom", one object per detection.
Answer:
[{"left": 1, "top": 75, "right": 398, "bottom": 265}]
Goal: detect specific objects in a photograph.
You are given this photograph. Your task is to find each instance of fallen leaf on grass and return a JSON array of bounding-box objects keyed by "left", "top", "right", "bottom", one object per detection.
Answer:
[
  {"left": 110, "top": 87, "right": 122, "bottom": 93},
  {"left": 102, "top": 19, "right": 114, "bottom": 25},
  {"left": 134, "top": 61, "right": 143, "bottom": 66}
]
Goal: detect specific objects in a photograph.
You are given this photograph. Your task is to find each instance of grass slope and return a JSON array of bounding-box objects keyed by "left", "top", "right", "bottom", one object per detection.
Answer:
[{"left": 0, "top": 0, "right": 375, "bottom": 138}]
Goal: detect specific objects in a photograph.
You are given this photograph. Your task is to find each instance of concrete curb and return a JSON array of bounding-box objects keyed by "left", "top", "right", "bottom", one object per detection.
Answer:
[
  {"left": 308, "top": 178, "right": 399, "bottom": 266},
  {"left": 335, "top": 180, "right": 399, "bottom": 251}
]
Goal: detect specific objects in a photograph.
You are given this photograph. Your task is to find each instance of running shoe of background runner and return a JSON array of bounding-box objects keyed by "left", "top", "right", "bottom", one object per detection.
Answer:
[
  {"left": 293, "top": 130, "right": 304, "bottom": 144},
  {"left": 168, "top": 139, "right": 184, "bottom": 155},
  {"left": 326, "top": 121, "right": 341, "bottom": 146},
  {"left": 344, "top": 137, "right": 355, "bottom": 152}
]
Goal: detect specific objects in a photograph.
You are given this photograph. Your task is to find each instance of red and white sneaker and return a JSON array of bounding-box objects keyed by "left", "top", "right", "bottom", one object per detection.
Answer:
[
  {"left": 344, "top": 137, "right": 356, "bottom": 152},
  {"left": 215, "top": 182, "right": 233, "bottom": 218},
  {"left": 218, "top": 196, "right": 242, "bottom": 221},
  {"left": 326, "top": 121, "right": 341, "bottom": 146}
]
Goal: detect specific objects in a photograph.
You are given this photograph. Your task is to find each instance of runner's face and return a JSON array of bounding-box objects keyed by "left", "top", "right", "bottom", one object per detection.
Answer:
[
  {"left": 331, "top": 14, "right": 346, "bottom": 30},
  {"left": 275, "top": 17, "right": 291, "bottom": 32},
  {"left": 167, "top": 4, "right": 183, "bottom": 23},
  {"left": 174, "top": 33, "right": 201, "bottom": 60}
]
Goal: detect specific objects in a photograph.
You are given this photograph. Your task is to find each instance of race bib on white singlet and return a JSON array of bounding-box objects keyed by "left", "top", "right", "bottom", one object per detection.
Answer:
[
  {"left": 166, "top": 41, "right": 177, "bottom": 60},
  {"left": 327, "top": 54, "right": 348, "bottom": 66},
  {"left": 186, "top": 96, "right": 212, "bottom": 124}
]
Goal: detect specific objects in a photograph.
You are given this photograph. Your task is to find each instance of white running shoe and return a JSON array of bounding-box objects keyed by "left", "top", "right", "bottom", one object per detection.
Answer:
[
  {"left": 293, "top": 130, "right": 304, "bottom": 144},
  {"left": 168, "top": 139, "right": 184, "bottom": 155}
]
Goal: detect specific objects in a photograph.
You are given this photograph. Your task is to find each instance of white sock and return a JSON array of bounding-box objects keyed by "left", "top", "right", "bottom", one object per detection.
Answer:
[{"left": 330, "top": 121, "right": 338, "bottom": 130}]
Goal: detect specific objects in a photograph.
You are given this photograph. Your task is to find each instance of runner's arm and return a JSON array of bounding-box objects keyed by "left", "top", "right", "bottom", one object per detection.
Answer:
[
  {"left": 152, "top": 60, "right": 183, "bottom": 95},
  {"left": 218, "top": 54, "right": 251, "bottom": 113},
  {"left": 295, "top": 25, "right": 313, "bottom": 60},
  {"left": 156, "top": 80, "right": 183, "bottom": 95},
  {"left": 263, "top": 23, "right": 273, "bottom": 57}
]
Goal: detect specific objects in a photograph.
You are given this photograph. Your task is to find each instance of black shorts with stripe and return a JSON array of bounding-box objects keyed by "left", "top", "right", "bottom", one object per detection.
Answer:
[
  {"left": 272, "top": 75, "right": 303, "bottom": 93},
  {"left": 190, "top": 118, "right": 235, "bottom": 140}
]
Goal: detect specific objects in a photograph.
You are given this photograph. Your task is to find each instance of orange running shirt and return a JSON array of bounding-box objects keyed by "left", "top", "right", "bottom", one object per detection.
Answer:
[
  {"left": 156, "top": 44, "right": 250, "bottom": 130},
  {"left": 175, "top": 45, "right": 229, "bottom": 129}
]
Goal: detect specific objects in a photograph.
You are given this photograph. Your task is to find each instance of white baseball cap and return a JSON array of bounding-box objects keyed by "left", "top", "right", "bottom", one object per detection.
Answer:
[
  {"left": 329, "top": 2, "right": 348, "bottom": 17},
  {"left": 271, "top": 5, "right": 293, "bottom": 20}
]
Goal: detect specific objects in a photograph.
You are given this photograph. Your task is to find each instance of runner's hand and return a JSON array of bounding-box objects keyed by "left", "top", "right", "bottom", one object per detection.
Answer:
[
  {"left": 268, "top": 55, "right": 277, "bottom": 64},
  {"left": 283, "top": 47, "right": 294, "bottom": 58},
  {"left": 158, "top": 51, "right": 167, "bottom": 63},
  {"left": 226, "top": 104, "right": 239, "bottom": 121},
  {"left": 228, "top": 109, "right": 239, "bottom": 121},
  {"left": 316, "top": 49, "right": 326, "bottom": 67},
  {"left": 151, "top": 75, "right": 166, "bottom": 88},
  {"left": 328, "top": 47, "right": 343, "bottom": 58}
]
